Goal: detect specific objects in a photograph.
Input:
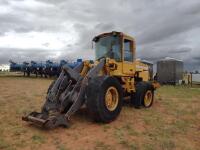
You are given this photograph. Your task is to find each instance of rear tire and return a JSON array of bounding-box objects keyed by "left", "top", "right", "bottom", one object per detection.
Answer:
[
  {"left": 86, "top": 76, "right": 123, "bottom": 123},
  {"left": 131, "top": 82, "right": 154, "bottom": 108}
]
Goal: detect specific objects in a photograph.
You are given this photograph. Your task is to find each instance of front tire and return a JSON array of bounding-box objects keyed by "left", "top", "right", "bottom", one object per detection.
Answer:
[{"left": 86, "top": 76, "right": 123, "bottom": 123}]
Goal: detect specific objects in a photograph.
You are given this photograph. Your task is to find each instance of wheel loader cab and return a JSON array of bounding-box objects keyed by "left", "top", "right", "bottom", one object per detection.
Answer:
[{"left": 93, "top": 31, "right": 136, "bottom": 76}]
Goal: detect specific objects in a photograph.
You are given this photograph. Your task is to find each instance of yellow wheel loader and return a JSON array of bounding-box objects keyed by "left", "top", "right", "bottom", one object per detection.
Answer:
[{"left": 22, "top": 31, "right": 159, "bottom": 129}]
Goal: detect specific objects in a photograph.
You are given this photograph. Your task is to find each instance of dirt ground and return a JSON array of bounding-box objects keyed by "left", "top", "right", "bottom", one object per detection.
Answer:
[{"left": 0, "top": 76, "right": 199, "bottom": 150}]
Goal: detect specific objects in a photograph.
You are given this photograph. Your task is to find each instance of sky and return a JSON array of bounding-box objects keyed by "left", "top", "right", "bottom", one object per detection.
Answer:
[{"left": 0, "top": 0, "right": 200, "bottom": 71}]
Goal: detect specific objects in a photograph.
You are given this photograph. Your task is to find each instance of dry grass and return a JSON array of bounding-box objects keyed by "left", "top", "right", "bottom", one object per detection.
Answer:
[{"left": 0, "top": 76, "right": 199, "bottom": 150}]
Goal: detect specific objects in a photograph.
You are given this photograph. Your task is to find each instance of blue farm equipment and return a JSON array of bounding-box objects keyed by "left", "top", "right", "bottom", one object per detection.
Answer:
[
  {"left": 29, "top": 61, "right": 46, "bottom": 77},
  {"left": 22, "top": 61, "right": 46, "bottom": 77},
  {"left": 68, "top": 59, "right": 82, "bottom": 68},
  {"left": 42, "top": 59, "right": 83, "bottom": 77},
  {"left": 60, "top": 60, "right": 68, "bottom": 67},
  {"left": 22, "top": 62, "right": 30, "bottom": 76},
  {"left": 30, "top": 61, "right": 38, "bottom": 76},
  {"left": 50, "top": 62, "right": 60, "bottom": 77},
  {"left": 36, "top": 62, "right": 46, "bottom": 77},
  {"left": 9, "top": 59, "right": 84, "bottom": 78},
  {"left": 44, "top": 60, "right": 60, "bottom": 77},
  {"left": 44, "top": 60, "right": 54, "bottom": 78},
  {"left": 44, "top": 60, "right": 69, "bottom": 78},
  {"left": 9, "top": 60, "right": 22, "bottom": 72}
]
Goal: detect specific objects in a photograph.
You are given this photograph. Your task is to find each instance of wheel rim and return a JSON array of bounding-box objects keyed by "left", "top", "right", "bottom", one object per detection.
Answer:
[
  {"left": 105, "top": 86, "right": 119, "bottom": 111},
  {"left": 144, "top": 90, "right": 153, "bottom": 107}
]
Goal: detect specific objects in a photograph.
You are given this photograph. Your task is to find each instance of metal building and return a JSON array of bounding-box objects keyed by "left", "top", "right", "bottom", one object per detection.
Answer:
[{"left": 157, "top": 57, "right": 183, "bottom": 84}]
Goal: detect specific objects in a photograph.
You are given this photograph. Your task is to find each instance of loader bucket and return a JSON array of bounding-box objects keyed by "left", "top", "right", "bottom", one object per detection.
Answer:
[
  {"left": 22, "top": 112, "right": 47, "bottom": 127},
  {"left": 22, "top": 112, "right": 69, "bottom": 129},
  {"left": 22, "top": 59, "right": 105, "bottom": 129}
]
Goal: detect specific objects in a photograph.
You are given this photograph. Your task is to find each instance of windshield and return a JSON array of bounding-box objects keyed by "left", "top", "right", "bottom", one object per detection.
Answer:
[{"left": 94, "top": 35, "right": 121, "bottom": 61}]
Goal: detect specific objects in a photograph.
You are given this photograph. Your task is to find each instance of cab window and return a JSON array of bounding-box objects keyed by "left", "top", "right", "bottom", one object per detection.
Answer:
[
  {"left": 124, "top": 39, "right": 133, "bottom": 62},
  {"left": 95, "top": 36, "right": 121, "bottom": 61}
]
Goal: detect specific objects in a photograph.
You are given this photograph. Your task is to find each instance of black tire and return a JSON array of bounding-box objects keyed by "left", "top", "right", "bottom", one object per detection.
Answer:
[
  {"left": 86, "top": 76, "right": 123, "bottom": 123},
  {"left": 131, "top": 82, "right": 154, "bottom": 108}
]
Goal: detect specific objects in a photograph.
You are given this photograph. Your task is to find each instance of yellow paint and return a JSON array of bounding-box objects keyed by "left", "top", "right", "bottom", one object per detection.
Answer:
[
  {"left": 144, "top": 90, "right": 153, "bottom": 107},
  {"left": 105, "top": 86, "right": 119, "bottom": 111}
]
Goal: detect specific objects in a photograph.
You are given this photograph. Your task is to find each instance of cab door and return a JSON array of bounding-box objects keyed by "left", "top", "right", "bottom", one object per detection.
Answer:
[{"left": 122, "top": 38, "right": 135, "bottom": 75}]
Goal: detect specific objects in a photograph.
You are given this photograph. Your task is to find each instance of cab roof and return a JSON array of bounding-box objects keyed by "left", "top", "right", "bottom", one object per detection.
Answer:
[{"left": 93, "top": 31, "right": 134, "bottom": 42}]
